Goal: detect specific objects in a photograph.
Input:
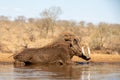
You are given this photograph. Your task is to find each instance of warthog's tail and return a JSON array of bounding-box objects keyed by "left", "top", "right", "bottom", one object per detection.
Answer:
[{"left": 8, "top": 53, "right": 18, "bottom": 58}]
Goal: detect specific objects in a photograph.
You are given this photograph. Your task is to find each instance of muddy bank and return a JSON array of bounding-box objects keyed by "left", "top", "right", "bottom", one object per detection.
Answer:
[{"left": 0, "top": 53, "right": 120, "bottom": 64}]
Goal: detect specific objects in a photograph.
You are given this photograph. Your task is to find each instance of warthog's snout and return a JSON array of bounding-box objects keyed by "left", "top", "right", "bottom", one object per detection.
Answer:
[
  {"left": 80, "top": 54, "right": 91, "bottom": 60},
  {"left": 80, "top": 46, "right": 91, "bottom": 61}
]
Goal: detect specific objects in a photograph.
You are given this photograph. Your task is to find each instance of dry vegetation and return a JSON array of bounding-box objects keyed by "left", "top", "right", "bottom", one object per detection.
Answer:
[{"left": 0, "top": 7, "right": 120, "bottom": 63}]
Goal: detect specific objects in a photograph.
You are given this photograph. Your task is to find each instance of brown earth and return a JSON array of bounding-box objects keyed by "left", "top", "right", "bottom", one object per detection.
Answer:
[
  {"left": 0, "top": 53, "right": 14, "bottom": 63},
  {"left": 0, "top": 53, "right": 120, "bottom": 64},
  {"left": 72, "top": 54, "right": 120, "bottom": 63}
]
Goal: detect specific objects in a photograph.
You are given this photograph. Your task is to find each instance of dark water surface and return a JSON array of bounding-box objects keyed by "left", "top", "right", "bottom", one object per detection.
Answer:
[{"left": 0, "top": 63, "right": 120, "bottom": 80}]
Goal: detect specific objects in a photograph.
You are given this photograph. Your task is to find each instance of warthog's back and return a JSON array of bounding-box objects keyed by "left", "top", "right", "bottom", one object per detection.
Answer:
[{"left": 14, "top": 43, "right": 73, "bottom": 65}]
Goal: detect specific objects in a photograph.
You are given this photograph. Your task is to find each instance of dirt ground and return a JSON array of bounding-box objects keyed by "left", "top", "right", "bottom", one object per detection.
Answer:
[
  {"left": 0, "top": 53, "right": 120, "bottom": 63},
  {"left": 0, "top": 53, "right": 14, "bottom": 63},
  {"left": 72, "top": 54, "right": 120, "bottom": 63}
]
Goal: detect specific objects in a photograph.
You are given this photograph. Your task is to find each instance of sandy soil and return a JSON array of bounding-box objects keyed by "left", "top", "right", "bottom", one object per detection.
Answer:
[
  {"left": 0, "top": 53, "right": 120, "bottom": 63},
  {"left": 72, "top": 54, "right": 120, "bottom": 63},
  {"left": 0, "top": 53, "right": 14, "bottom": 63}
]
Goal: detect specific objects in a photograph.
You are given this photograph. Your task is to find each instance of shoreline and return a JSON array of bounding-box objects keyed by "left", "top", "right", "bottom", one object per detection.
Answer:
[
  {"left": 72, "top": 54, "right": 120, "bottom": 63},
  {"left": 0, "top": 53, "right": 120, "bottom": 64}
]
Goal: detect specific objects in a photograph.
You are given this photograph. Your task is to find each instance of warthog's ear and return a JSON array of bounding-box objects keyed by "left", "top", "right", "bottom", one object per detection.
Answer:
[{"left": 73, "top": 39, "right": 78, "bottom": 44}]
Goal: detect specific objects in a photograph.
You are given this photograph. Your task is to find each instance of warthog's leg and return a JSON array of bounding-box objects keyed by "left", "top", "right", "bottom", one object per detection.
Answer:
[
  {"left": 56, "top": 60, "right": 64, "bottom": 65},
  {"left": 60, "top": 55, "right": 74, "bottom": 65},
  {"left": 66, "top": 60, "right": 75, "bottom": 65},
  {"left": 14, "top": 61, "right": 25, "bottom": 66},
  {"left": 52, "top": 60, "right": 74, "bottom": 65}
]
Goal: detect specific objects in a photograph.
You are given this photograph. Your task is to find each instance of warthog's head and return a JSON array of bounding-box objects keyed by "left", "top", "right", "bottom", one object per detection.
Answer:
[{"left": 63, "top": 33, "right": 91, "bottom": 60}]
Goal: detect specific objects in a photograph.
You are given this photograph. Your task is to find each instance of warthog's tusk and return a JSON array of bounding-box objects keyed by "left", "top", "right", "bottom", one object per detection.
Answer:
[
  {"left": 87, "top": 47, "right": 91, "bottom": 55},
  {"left": 82, "top": 47, "right": 85, "bottom": 55}
]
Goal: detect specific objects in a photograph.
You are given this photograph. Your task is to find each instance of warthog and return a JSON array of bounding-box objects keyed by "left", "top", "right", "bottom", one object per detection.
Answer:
[{"left": 14, "top": 33, "right": 91, "bottom": 65}]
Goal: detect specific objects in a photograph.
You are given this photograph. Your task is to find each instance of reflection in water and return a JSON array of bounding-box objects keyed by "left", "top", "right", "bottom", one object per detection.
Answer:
[
  {"left": 0, "top": 64, "right": 14, "bottom": 80},
  {"left": 14, "top": 64, "right": 90, "bottom": 80},
  {"left": 0, "top": 63, "right": 120, "bottom": 80},
  {"left": 81, "top": 71, "right": 90, "bottom": 80}
]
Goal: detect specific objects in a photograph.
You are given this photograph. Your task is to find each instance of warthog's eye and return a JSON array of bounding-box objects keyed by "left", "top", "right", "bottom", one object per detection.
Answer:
[{"left": 65, "top": 39, "right": 70, "bottom": 41}]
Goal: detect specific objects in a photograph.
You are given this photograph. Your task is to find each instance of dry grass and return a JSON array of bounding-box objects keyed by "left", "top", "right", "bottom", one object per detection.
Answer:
[{"left": 0, "top": 53, "right": 120, "bottom": 63}]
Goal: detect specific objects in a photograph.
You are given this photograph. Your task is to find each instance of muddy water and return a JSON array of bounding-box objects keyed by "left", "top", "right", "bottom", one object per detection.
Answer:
[{"left": 0, "top": 63, "right": 120, "bottom": 80}]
